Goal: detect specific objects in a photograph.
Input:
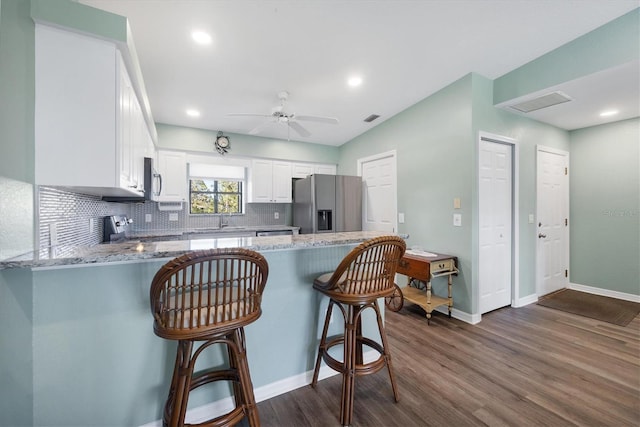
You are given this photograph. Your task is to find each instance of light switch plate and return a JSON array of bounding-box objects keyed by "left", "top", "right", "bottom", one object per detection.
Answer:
[
  {"left": 398, "top": 213, "right": 405, "bottom": 223},
  {"left": 528, "top": 214, "right": 534, "bottom": 224},
  {"left": 453, "top": 213, "right": 462, "bottom": 227},
  {"left": 454, "top": 198, "right": 461, "bottom": 209}
]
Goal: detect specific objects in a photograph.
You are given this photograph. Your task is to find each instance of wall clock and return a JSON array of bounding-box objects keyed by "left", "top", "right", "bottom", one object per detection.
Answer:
[{"left": 215, "top": 131, "right": 230, "bottom": 155}]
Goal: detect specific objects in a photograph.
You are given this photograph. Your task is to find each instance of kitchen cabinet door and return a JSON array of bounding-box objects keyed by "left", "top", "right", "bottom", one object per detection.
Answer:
[
  {"left": 272, "top": 161, "right": 293, "bottom": 203},
  {"left": 249, "top": 160, "right": 292, "bottom": 203},
  {"left": 34, "top": 24, "right": 154, "bottom": 198},
  {"left": 315, "top": 164, "right": 337, "bottom": 175},
  {"left": 156, "top": 151, "right": 187, "bottom": 202}
]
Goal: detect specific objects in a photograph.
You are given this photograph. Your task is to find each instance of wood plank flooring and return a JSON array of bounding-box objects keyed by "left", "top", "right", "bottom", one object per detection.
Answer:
[{"left": 253, "top": 304, "right": 640, "bottom": 426}]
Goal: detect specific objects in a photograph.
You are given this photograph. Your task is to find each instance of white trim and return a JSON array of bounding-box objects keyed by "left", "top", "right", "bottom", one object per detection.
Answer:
[
  {"left": 432, "top": 306, "right": 479, "bottom": 324},
  {"left": 138, "top": 351, "right": 379, "bottom": 427},
  {"left": 476, "top": 132, "right": 520, "bottom": 316},
  {"left": 569, "top": 282, "right": 640, "bottom": 303},
  {"left": 513, "top": 293, "right": 539, "bottom": 308}
]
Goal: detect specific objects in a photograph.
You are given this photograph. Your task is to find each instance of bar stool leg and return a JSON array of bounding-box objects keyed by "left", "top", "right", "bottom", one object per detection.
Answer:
[
  {"left": 166, "top": 340, "right": 194, "bottom": 427},
  {"left": 312, "top": 300, "right": 335, "bottom": 387},
  {"left": 340, "top": 305, "right": 357, "bottom": 427},
  {"left": 231, "top": 328, "right": 261, "bottom": 427},
  {"left": 373, "top": 302, "right": 399, "bottom": 402}
]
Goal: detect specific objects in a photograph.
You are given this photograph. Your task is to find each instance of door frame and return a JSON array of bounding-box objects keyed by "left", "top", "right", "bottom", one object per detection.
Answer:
[
  {"left": 357, "top": 150, "right": 398, "bottom": 232},
  {"left": 535, "top": 145, "right": 570, "bottom": 297},
  {"left": 476, "top": 132, "right": 520, "bottom": 314}
]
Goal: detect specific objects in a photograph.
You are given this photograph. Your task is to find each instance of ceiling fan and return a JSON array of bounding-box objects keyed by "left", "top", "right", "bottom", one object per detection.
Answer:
[{"left": 227, "top": 91, "right": 339, "bottom": 138}]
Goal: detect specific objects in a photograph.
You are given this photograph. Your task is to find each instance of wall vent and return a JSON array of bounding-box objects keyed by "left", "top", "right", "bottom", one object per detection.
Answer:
[
  {"left": 364, "top": 114, "right": 380, "bottom": 122},
  {"left": 508, "top": 91, "right": 572, "bottom": 113}
]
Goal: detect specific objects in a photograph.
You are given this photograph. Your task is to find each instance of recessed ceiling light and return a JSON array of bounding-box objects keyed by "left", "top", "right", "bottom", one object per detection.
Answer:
[
  {"left": 191, "top": 31, "right": 212, "bottom": 45},
  {"left": 186, "top": 109, "right": 200, "bottom": 117},
  {"left": 348, "top": 76, "right": 363, "bottom": 87},
  {"left": 599, "top": 109, "right": 619, "bottom": 117}
]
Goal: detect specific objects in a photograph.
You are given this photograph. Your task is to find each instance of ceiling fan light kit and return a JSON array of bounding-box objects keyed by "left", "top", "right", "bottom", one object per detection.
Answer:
[{"left": 227, "top": 90, "right": 339, "bottom": 139}]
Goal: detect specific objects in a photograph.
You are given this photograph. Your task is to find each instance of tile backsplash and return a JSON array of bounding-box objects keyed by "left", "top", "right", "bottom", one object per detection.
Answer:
[{"left": 38, "top": 186, "right": 291, "bottom": 249}]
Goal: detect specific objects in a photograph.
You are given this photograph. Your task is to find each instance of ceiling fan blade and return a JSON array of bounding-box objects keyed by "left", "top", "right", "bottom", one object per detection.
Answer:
[
  {"left": 294, "top": 115, "right": 339, "bottom": 124},
  {"left": 248, "top": 120, "right": 274, "bottom": 135},
  {"left": 227, "top": 113, "right": 272, "bottom": 118},
  {"left": 288, "top": 121, "right": 311, "bottom": 137}
]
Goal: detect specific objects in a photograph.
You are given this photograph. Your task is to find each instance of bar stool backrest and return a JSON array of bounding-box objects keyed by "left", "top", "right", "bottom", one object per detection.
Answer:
[
  {"left": 150, "top": 248, "right": 269, "bottom": 341},
  {"left": 316, "top": 235, "right": 406, "bottom": 304}
]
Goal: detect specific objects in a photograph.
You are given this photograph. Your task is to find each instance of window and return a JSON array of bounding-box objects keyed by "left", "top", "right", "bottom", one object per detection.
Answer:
[{"left": 189, "top": 163, "right": 245, "bottom": 214}]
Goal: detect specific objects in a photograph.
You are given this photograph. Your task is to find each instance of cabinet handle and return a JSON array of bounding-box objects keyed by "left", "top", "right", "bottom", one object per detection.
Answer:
[{"left": 538, "top": 233, "right": 547, "bottom": 238}]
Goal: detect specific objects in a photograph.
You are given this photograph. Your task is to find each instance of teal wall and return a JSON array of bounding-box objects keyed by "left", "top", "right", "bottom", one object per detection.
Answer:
[
  {"left": 0, "top": 0, "right": 35, "bottom": 260},
  {"left": 156, "top": 123, "right": 340, "bottom": 164},
  {"left": 494, "top": 8, "right": 640, "bottom": 105},
  {"left": 471, "top": 73, "right": 570, "bottom": 303},
  {"left": 339, "top": 72, "right": 573, "bottom": 313},
  {"left": 340, "top": 75, "right": 475, "bottom": 312},
  {"left": 569, "top": 118, "right": 640, "bottom": 294}
]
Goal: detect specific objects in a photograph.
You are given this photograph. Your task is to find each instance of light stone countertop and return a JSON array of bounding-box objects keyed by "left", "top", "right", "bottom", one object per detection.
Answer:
[{"left": 0, "top": 231, "right": 403, "bottom": 270}]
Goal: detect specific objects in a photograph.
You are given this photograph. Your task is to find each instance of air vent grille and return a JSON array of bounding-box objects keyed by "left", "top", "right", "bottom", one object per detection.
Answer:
[
  {"left": 364, "top": 114, "right": 380, "bottom": 122},
  {"left": 508, "top": 91, "right": 572, "bottom": 113}
]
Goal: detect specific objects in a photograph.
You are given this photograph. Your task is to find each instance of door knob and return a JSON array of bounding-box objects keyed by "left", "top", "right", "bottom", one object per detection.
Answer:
[{"left": 538, "top": 233, "right": 547, "bottom": 238}]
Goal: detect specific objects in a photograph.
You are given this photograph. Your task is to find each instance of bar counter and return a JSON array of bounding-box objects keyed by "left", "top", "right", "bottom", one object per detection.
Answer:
[
  {"left": 0, "top": 230, "right": 392, "bottom": 270},
  {"left": 0, "top": 231, "right": 401, "bottom": 426}
]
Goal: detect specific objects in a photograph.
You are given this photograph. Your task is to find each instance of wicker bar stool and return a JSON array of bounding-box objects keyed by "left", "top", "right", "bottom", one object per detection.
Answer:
[
  {"left": 150, "top": 248, "right": 269, "bottom": 427},
  {"left": 311, "top": 236, "right": 406, "bottom": 426}
]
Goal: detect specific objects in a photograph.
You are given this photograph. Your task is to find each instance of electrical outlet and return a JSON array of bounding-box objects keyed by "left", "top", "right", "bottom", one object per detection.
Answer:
[
  {"left": 169, "top": 213, "right": 179, "bottom": 222},
  {"left": 145, "top": 214, "right": 152, "bottom": 223},
  {"left": 398, "top": 213, "right": 405, "bottom": 223},
  {"left": 528, "top": 213, "right": 534, "bottom": 224},
  {"left": 274, "top": 212, "right": 279, "bottom": 220},
  {"left": 453, "top": 213, "right": 462, "bottom": 227}
]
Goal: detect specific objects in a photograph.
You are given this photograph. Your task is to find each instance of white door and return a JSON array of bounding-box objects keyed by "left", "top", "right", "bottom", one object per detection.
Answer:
[
  {"left": 478, "top": 139, "right": 513, "bottom": 313},
  {"left": 358, "top": 151, "right": 397, "bottom": 232},
  {"left": 536, "top": 147, "right": 569, "bottom": 296}
]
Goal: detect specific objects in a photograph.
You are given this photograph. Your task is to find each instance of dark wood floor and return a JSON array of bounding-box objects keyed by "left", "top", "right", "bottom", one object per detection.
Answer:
[{"left": 253, "top": 303, "right": 640, "bottom": 426}]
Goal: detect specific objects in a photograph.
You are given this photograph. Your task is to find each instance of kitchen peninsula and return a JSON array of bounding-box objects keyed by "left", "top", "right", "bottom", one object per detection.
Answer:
[{"left": 0, "top": 231, "right": 401, "bottom": 426}]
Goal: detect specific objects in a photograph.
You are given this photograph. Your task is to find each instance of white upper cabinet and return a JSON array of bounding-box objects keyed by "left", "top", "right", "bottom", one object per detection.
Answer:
[
  {"left": 250, "top": 160, "right": 292, "bottom": 203},
  {"left": 292, "top": 162, "right": 337, "bottom": 178},
  {"left": 34, "top": 24, "right": 153, "bottom": 197},
  {"left": 156, "top": 151, "right": 187, "bottom": 202}
]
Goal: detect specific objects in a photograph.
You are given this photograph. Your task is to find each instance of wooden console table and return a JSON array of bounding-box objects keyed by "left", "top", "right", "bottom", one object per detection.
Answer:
[{"left": 386, "top": 250, "right": 458, "bottom": 324}]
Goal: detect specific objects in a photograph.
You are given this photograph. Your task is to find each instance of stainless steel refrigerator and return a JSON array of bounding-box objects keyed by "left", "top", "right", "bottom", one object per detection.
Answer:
[{"left": 293, "top": 174, "right": 362, "bottom": 234}]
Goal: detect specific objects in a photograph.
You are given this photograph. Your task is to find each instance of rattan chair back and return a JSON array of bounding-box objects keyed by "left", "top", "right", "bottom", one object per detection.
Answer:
[
  {"left": 150, "top": 248, "right": 269, "bottom": 341},
  {"left": 314, "top": 235, "right": 406, "bottom": 304}
]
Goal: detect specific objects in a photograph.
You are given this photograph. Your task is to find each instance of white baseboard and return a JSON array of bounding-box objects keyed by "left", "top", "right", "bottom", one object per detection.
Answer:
[
  {"left": 569, "top": 282, "right": 640, "bottom": 303},
  {"left": 513, "top": 293, "right": 538, "bottom": 308},
  {"left": 433, "top": 306, "right": 479, "bottom": 324},
  {"left": 139, "top": 350, "right": 378, "bottom": 427}
]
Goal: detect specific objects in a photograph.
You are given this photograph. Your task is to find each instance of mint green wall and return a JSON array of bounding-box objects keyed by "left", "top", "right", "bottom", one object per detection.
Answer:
[
  {"left": 0, "top": 0, "right": 35, "bottom": 259},
  {"left": 339, "top": 73, "right": 572, "bottom": 314},
  {"left": 471, "top": 73, "right": 570, "bottom": 303},
  {"left": 494, "top": 8, "right": 640, "bottom": 104},
  {"left": 569, "top": 118, "right": 640, "bottom": 295},
  {"left": 157, "top": 123, "right": 340, "bottom": 164},
  {"left": 340, "top": 75, "right": 475, "bottom": 312}
]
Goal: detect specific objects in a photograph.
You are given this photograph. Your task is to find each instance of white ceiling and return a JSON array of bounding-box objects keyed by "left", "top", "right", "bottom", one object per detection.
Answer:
[{"left": 80, "top": 0, "right": 639, "bottom": 146}]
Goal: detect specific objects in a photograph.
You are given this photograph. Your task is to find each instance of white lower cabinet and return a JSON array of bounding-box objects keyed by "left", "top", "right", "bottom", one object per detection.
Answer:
[
  {"left": 156, "top": 151, "right": 187, "bottom": 202},
  {"left": 250, "top": 160, "right": 292, "bottom": 203}
]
